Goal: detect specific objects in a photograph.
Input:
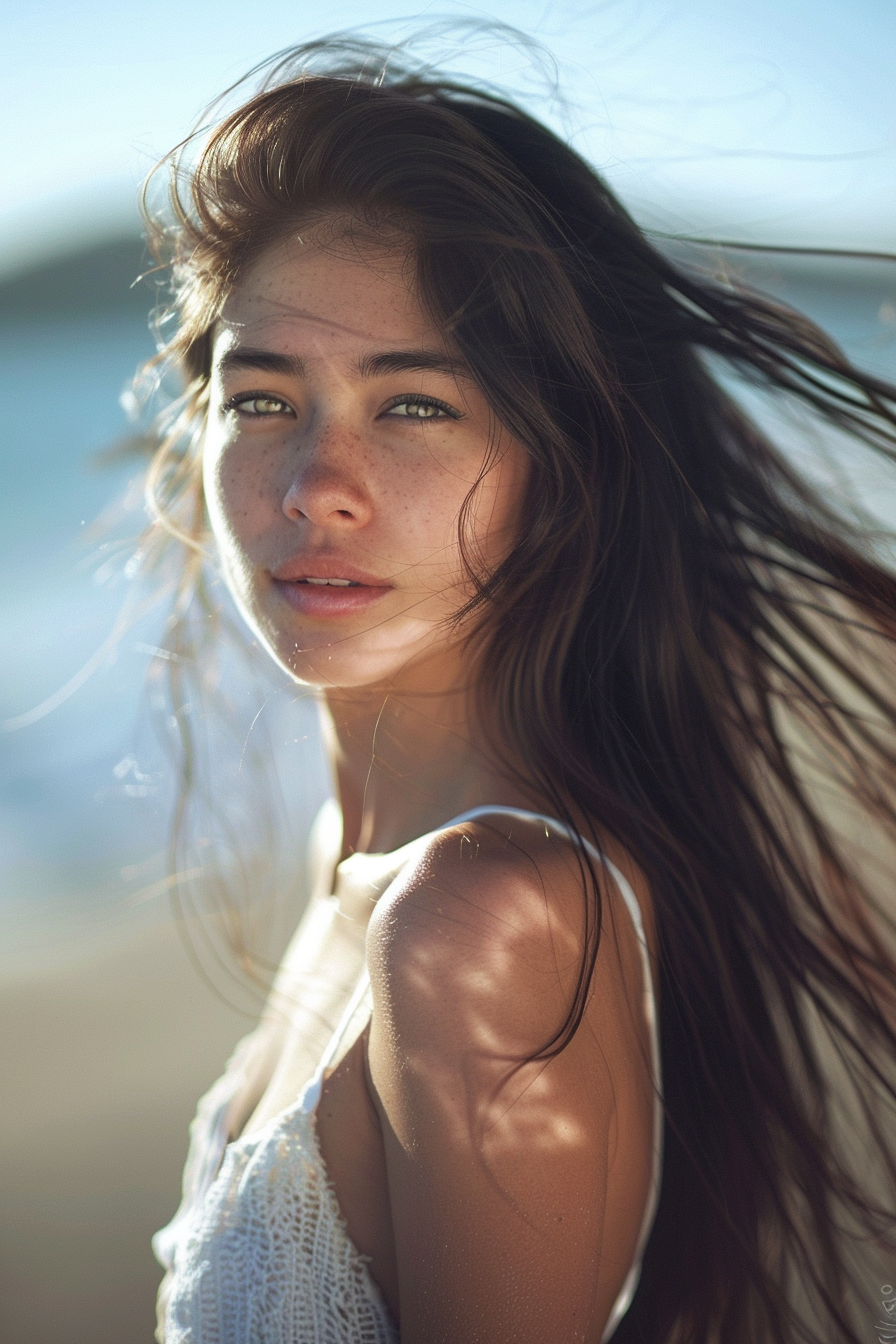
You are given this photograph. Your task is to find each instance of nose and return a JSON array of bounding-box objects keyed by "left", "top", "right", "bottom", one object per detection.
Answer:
[{"left": 281, "top": 419, "right": 372, "bottom": 529}]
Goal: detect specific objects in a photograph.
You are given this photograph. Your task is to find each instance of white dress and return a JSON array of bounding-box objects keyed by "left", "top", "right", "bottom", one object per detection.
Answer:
[{"left": 154, "top": 805, "right": 663, "bottom": 1343}]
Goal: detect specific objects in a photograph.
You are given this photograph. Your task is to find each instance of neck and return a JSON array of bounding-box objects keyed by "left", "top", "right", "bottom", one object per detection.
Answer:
[{"left": 321, "top": 645, "right": 531, "bottom": 857}]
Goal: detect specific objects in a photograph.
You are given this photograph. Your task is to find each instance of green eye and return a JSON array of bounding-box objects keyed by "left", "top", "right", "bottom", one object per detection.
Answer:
[
  {"left": 385, "top": 396, "right": 460, "bottom": 420},
  {"left": 227, "top": 395, "right": 293, "bottom": 416}
]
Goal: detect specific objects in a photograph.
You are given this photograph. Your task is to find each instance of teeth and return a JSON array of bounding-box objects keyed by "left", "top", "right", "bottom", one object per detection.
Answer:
[{"left": 304, "top": 577, "right": 355, "bottom": 586}]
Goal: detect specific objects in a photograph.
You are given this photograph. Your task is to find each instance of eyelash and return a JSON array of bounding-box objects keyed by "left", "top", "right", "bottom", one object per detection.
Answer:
[
  {"left": 223, "top": 392, "right": 294, "bottom": 416},
  {"left": 221, "top": 392, "right": 462, "bottom": 420},
  {"left": 381, "top": 394, "right": 461, "bottom": 420}
]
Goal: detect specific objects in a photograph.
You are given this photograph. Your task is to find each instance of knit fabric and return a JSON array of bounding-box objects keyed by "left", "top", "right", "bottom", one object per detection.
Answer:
[
  {"left": 155, "top": 805, "right": 662, "bottom": 1343},
  {"left": 162, "top": 1086, "right": 398, "bottom": 1344}
]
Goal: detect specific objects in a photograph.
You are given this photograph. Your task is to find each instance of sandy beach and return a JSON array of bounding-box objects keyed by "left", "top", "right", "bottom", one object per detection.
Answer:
[
  {"left": 2, "top": 224, "right": 894, "bottom": 1344},
  {"left": 0, "top": 907, "right": 256, "bottom": 1344}
]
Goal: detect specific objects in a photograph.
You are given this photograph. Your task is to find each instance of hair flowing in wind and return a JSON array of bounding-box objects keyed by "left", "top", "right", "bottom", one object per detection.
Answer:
[{"left": 136, "top": 34, "right": 896, "bottom": 1343}]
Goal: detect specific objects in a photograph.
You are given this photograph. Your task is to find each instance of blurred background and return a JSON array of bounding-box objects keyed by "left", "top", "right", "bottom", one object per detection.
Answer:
[{"left": 1, "top": 2, "right": 894, "bottom": 1340}]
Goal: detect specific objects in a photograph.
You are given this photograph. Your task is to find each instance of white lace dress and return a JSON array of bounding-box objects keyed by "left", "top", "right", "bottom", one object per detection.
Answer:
[{"left": 154, "top": 806, "right": 662, "bottom": 1344}]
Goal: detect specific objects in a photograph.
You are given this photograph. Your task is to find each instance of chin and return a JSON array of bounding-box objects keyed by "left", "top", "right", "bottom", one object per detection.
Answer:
[
  {"left": 250, "top": 605, "right": 457, "bottom": 692},
  {"left": 270, "top": 639, "right": 421, "bottom": 692}
]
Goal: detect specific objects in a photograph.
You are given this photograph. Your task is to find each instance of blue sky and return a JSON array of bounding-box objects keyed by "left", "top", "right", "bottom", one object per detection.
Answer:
[{"left": 2, "top": 0, "right": 894, "bottom": 272}]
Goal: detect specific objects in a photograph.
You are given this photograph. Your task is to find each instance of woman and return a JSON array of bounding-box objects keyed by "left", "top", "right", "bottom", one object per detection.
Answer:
[{"left": 143, "top": 36, "right": 896, "bottom": 1344}]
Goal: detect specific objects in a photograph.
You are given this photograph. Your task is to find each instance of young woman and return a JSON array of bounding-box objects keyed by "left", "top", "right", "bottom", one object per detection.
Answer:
[{"left": 143, "top": 37, "right": 896, "bottom": 1344}]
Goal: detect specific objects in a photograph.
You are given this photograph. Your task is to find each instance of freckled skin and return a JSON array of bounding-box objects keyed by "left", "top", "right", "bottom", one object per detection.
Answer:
[
  {"left": 203, "top": 235, "right": 530, "bottom": 691},
  {"left": 207, "top": 231, "right": 658, "bottom": 1344}
]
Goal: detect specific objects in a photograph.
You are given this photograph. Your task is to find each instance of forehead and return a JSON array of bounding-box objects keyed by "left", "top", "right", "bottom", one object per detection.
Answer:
[{"left": 214, "top": 234, "right": 443, "bottom": 363}]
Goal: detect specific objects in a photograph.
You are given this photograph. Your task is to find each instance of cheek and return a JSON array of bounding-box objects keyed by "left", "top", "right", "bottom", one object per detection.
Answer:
[
  {"left": 372, "top": 452, "right": 465, "bottom": 564},
  {"left": 465, "top": 446, "right": 531, "bottom": 565},
  {"left": 385, "top": 440, "right": 529, "bottom": 587},
  {"left": 203, "top": 435, "right": 274, "bottom": 556}
]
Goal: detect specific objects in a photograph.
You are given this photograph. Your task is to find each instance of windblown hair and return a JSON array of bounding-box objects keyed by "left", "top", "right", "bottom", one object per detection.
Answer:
[{"left": 139, "top": 36, "right": 896, "bottom": 1343}]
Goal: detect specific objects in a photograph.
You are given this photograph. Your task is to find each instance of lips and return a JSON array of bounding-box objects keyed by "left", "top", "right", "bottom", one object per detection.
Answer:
[
  {"left": 271, "top": 558, "right": 391, "bottom": 587},
  {"left": 301, "top": 577, "right": 357, "bottom": 587},
  {"left": 270, "top": 558, "right": 394, "bottom": 618}
]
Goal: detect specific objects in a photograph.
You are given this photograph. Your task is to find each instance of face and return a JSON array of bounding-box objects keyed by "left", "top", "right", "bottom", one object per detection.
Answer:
[{"left": 203, "top": 232, "right": 530, "bottom": 690}]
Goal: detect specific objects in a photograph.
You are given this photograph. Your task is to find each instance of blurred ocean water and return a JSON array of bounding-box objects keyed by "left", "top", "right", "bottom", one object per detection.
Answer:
[
  {"left": 1, "top": 240, "right": 894, "bottom": 962},
  {"left": 0, "top": 247, "right": 330, "bottom": 971},
  {"left": 1, "top": 306, "right": 160, "bottom": 936}
]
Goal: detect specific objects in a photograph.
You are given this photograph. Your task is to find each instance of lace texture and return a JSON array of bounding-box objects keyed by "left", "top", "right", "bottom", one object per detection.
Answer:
[
  {"left": 156, "top": 806, "right": 661, "bottom": 1343},
  {"left": 164, "top": 1090, "right": 398, "bottom": 1344}
]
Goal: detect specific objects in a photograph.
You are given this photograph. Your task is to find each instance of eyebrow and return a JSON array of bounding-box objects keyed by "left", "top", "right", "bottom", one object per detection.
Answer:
[
  {"left": 355, "top": 350, "right": 466, "bottom": 380},
  {"left": 217, "top": 345, "right": 467, "bottom": 381},
  {"left": 218, "top": 347, "right": 305, "bottom": 377}
]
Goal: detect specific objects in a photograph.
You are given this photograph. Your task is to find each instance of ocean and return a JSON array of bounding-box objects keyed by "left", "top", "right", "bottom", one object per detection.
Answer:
[{"left": 1, "top": 240, "right": 894, "bottom": 966}]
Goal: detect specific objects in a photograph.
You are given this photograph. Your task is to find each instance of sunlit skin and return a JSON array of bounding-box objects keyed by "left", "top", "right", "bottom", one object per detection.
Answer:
[
  {"left": 205, "top": 242, "right": 519, "bottom": 696},
  {"left": 205, "top": 229, "right": 658, "bottom": 1343},
  {"left": 204, "top": 230, "right": 539, "bottom": 854}
]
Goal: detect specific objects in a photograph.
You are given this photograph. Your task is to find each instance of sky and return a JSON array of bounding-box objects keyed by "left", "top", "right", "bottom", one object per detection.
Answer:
[
  {"left": 3, "top": 0, "right": 891, "bottom": 274},
  {"left": 2, "top": 0, "right": 894, "bottom": 275}
]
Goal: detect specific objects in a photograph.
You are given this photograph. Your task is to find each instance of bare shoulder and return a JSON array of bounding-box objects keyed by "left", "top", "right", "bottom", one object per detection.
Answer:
[
  {"left": 365, "top": 813, "right": 658, "bottom": 1341},
  {"left": 367, "top": 811, "right": 655, "bottom": 1061}
]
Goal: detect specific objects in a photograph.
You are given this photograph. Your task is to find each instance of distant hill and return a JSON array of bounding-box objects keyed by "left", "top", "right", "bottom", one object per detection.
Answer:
[
  {"left": 0, "top": 235, "right": 156, "bottom": 322},
  {"left": 1, "top": 229, "right": 892, "bottom": 343}
]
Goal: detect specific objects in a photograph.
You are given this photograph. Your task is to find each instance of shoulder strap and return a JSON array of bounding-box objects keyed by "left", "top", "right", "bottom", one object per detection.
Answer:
[
  {"left": 442, "top": 805, "right": 650, "bottom": 956},
  {"left": 300, "top": 967, "right": 372, "bottom": 1114},
  {"left": 438, "top": 805, "right": 663, "bottom": 1340}
]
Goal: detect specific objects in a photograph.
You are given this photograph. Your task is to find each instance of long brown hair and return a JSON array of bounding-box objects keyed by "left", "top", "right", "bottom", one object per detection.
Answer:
[{"left": 138, "top": 35, "right": 896, "bottom": 1342}]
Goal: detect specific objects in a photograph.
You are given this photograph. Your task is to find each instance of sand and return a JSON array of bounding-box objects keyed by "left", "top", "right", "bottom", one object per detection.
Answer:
[{"left": 0, "top": 908, "right": 255, "bottom": 1344}]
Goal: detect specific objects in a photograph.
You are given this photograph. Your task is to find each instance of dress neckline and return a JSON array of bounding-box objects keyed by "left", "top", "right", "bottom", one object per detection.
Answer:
[
  {"left": 315, "top": 801, "right": 663, "bottom": 1343},
  {"left": 159, "top": 799, "right": 663, "bottom": 1344}
]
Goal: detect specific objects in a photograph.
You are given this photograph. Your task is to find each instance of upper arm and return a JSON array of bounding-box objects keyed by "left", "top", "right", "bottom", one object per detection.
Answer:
[{"left": 366, "top": 820, "right": 656, "bottom": 1344}]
